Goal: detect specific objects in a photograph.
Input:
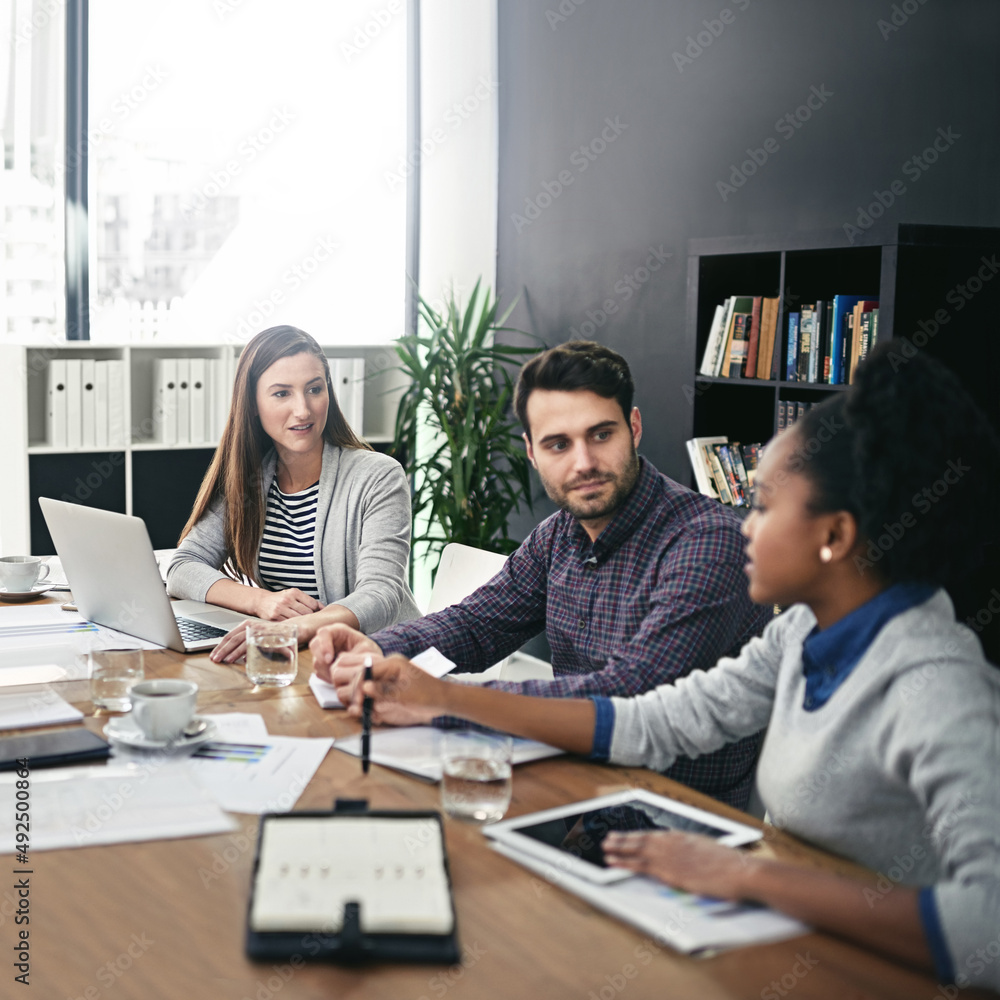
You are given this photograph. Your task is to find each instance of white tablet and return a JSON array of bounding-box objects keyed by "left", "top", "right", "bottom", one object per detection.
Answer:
[{"left": 484, "top": 788, "right": 762, "bottom": 885}]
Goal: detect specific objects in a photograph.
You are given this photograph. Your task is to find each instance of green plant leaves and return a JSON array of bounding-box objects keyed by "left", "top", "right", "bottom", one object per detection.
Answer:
[{"left": 391, "top": 281, "right": 539, "bottom": 580}]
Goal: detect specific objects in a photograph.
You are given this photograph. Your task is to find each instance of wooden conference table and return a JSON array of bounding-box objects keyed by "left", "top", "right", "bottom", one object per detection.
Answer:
[{"left": 3, "top": 599, "right": 987, "bottom": 1000}]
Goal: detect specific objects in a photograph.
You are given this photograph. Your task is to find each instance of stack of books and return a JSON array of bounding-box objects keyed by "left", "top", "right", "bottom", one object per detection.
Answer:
[
  {"left": 785, "top": 295, "right": 879, "bottom": 384},
  {"left": 685, "top": 436, "right": 762, "bottom": 507},
  {"left": 699, "top": 296, "right": 781, "bottom": 380}
]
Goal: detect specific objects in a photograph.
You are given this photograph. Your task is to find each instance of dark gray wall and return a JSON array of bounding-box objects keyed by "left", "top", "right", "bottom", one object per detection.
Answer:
[{"left": 496, "top": 0, "right": 1000, "bottom": 534}]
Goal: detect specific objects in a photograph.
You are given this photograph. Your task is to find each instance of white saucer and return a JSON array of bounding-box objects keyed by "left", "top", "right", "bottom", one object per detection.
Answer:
[
  {"left": 104, "top": 714, "right": 217, "bottom": 750},
  {"left": 0, "top": 583, "right": 56, "bottom": 603}
]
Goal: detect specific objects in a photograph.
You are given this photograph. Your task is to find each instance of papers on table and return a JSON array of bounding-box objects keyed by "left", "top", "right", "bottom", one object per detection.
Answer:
[
  {"left": 0, "top": 605, "right": 162, "bottom": 654},
  {"left": 185, "top": 734, "right": 333, "bottom": 814},
  {"left": 489, "top": 841, "right": 808, "bottom": 955},
  {"left": 335, "top": 726, "right": 563, "bottom": 782},
  {"left": 309, "top": 645, "right": 458, "bottom": 709},
  {"left": 0, "top": 686, "right": 83, "bottom": 730},
  {"left": 0, "top": 763, "right": 234, "bottom": 852}
]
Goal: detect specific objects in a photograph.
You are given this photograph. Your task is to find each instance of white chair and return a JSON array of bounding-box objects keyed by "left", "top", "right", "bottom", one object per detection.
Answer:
[{"left": 427, "top": 543, "right": 552, "bottom": 682}]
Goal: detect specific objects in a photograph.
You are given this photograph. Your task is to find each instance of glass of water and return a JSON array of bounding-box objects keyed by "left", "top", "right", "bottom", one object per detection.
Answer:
[
  {"left": 440, "top": 730, "right": 513, "bottom": 825},
  {"left": 89, "top": 648, "right": 144, "bottom": 712},
  {"left": 245, "top": 622, "right": 298, "bottom": 687}
]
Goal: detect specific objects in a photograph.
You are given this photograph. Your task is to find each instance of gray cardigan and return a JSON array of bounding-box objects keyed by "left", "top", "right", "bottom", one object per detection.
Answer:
[
  {"left": 608, "top": 590, "right": 1000, "bottom": 992},
  {"left": 166, "top": 443, "right": 420, "bottom": 632}
]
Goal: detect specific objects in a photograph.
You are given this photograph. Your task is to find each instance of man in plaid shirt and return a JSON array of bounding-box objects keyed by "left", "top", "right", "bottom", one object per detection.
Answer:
[{"left": 312, "top": 342, "right": 770, "bottom": 808}]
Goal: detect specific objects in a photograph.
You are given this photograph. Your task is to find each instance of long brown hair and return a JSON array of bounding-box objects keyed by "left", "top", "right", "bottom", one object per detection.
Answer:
[{"left": 180, "top": 326, "right": 371, "bottom": 585}]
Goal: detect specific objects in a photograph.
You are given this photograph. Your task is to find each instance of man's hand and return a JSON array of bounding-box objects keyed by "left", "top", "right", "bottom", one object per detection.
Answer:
[
  {"left": 310, "top": 623, "right": 383, "bottom": 682},
  {"left": 335, "top": 654, "right": 447, "bottom": 726},
  {"left": 255, "top": 588, "right": 324, "bottom": 621},
  {"left": 602, "top": 831, "right": 757, "bottom": 899}
]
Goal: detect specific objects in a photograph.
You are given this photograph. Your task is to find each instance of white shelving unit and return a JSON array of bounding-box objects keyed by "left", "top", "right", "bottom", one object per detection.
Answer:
[{"left": 0, "top": 341, "right": 408, "bottom": 555}]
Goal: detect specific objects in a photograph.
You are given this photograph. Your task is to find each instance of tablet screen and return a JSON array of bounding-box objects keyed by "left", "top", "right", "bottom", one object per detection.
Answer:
[{"left": 514, "top": 799, "right": 729, "bottom": 869}]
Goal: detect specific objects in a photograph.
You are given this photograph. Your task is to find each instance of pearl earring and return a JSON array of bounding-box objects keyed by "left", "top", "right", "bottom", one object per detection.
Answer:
[{"left": 819, "top": 545, "right": 833, "bottom": 563}]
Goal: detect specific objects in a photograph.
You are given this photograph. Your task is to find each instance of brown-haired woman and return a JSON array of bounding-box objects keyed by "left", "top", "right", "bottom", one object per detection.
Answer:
[{"left": 166, "top": 325, "right": 419, "bottom": 663}]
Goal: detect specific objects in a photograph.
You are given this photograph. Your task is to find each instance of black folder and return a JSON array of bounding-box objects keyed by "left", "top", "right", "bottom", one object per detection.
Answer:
[{"left": 245, "top": 799, "right": 460, "bottom": 964}]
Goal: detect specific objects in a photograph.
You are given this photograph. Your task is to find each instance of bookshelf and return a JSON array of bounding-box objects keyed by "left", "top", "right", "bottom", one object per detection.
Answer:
[
  {"left": 0, "top": 342, "right": 408, "bottom": 555},
  {"left": 686, "top": 224, "right": 1000, "bottom": 447},
  {"left": 685, "top": 223, "right": 1000, "bottom": 663}
]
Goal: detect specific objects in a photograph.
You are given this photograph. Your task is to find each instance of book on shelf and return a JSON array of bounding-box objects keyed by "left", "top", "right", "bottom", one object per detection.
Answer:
[
  {"left": 744, "top": 296, "right": 763, "bottom": 377},
  {"left": 700, "top": 295, "right": 779, "bottom": 380},
  {"left": 783, "top": 296, "right": 878, "bottom": 385},
  {"left": 686, "top": 436, "right": 765, "bottom": 507},
  {"left": 785, "top": 313, "right": 799, "bottom": 381}
]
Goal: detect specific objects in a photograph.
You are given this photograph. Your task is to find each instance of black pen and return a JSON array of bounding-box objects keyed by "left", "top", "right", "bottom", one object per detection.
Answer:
[{"left": 361, "top": 654, "right": 373, "bottom": 775}]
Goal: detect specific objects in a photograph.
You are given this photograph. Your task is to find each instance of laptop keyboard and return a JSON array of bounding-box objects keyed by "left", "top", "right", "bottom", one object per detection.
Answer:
[{"left": 176, "top": 617, "right": 229, "bottom": 642}]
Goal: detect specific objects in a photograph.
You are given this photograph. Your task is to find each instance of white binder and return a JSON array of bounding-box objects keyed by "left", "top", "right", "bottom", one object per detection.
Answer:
[
  {"left": 153, "top": 357, "right": 178, "bottom": 445},
  {"left": 189, "top": 357, "right": 207, "bottom": 445},
  {"left": 65, "top": 359, "right": 83, "bottom": 449},
  {"left": 80, "top": 358, "right": 97, "bottom": 447},
  {"left": 176, "top": 358, "right": 191, "bottom": 445},
  {"left": 107, "top": 360, "right": 126, "bottom": 448},
  {"left": 332, "top": 357, "right": 366, "bottom": 437},
  {"left": 94, "top": 361, "right": 109, "bottom": 449},
  {"left": 47, "top": 359, "right": 68, "bottom": 449}
]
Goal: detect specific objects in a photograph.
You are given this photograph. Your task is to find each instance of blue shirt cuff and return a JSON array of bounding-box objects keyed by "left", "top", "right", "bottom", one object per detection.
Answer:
[
  {"left": 588, "top": 696, "right": 615, "bottom": 761},
  {"left": 918, "top": 886, "right": 955, "bottom": 984}
]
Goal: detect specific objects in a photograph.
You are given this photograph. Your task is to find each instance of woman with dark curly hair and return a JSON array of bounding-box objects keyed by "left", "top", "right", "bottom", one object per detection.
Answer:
[
  {"left": 325, "top": 342, "right": 1000, "bottom": 992},
  {"left": 166, "top": 326, "right": 419, "bottom": 662}
]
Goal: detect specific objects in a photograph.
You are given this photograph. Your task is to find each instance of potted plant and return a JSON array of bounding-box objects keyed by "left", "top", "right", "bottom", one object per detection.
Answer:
[{"left": 390, "top": 279, "right": 539, "bottom": 581}]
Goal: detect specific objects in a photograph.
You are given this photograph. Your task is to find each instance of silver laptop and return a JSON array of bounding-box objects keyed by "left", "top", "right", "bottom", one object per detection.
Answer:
[{"left": 39, "top": 497, "right": 260, "bottom": 652}]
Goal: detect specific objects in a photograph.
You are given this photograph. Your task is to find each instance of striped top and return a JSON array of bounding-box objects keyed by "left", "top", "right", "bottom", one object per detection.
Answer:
[{"left": 258, "top": 480, "right": 321, "bottom": 598}]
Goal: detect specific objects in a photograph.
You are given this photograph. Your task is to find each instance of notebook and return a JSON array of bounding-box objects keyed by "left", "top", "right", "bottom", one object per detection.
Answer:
[{"left": 246, "top": 801, "right": 460, "bottom": 963}]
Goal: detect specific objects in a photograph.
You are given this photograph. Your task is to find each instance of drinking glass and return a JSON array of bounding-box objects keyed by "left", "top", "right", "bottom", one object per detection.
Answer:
[
  {"left": 245, "top": 622, "right": 298, "bottom": 687},
  {"left": 440, "top": 731, "right": 513, "bottom": 824},
  {"left": 89, "top": 648, "right": 144, "bottom": 712}
]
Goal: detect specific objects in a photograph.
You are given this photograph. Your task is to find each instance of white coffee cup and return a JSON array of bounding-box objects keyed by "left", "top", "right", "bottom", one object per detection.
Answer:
[
  {"left": 0, "top": 556, "right": 49, "bottom": 593},
  {"left": 129, "top": 679, "right": 198, "bottom": 742}
]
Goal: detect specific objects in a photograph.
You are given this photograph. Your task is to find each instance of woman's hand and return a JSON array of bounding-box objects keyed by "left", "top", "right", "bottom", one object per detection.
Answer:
[
  {"left": 602, "top": 831, "right": 757, "bottom": 900},
  {"left": 335, "top": 654, "right": 448, "bottom": 726},
  {"left": 254, "top": 588, "right": 324, "bottom": 621}
]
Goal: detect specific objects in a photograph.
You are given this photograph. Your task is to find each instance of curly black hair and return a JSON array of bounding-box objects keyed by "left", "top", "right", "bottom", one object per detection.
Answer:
[{"left": 789, "top": 341, "right": 1000, "bottom": 593}]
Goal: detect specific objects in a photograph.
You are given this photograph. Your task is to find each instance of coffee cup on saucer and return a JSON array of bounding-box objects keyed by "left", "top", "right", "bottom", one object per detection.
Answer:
[
  {"left": 0, "top": 556, "right": 50, "bottom": 593},
  {"left": 130, "top": 679, "right": 198, "bottom": 742}
]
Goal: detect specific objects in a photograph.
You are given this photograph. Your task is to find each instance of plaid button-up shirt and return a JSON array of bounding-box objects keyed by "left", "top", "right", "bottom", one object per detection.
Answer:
[{"left": 373, "top": 458, "right": 770, "bottom": 807}]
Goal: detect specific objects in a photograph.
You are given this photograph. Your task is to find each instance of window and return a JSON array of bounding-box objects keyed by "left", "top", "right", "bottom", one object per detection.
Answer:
[
  {"left": 3, "top": 0, "right": 409, "bottom": 345},
  {"left": 1, "top": 0, "right": 66, "bottom": 342}
]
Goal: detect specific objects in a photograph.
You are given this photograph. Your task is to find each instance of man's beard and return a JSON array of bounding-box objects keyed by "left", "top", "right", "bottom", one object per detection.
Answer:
[{"left": 541, "top": 447, "right": 640, "bottom": 524}]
